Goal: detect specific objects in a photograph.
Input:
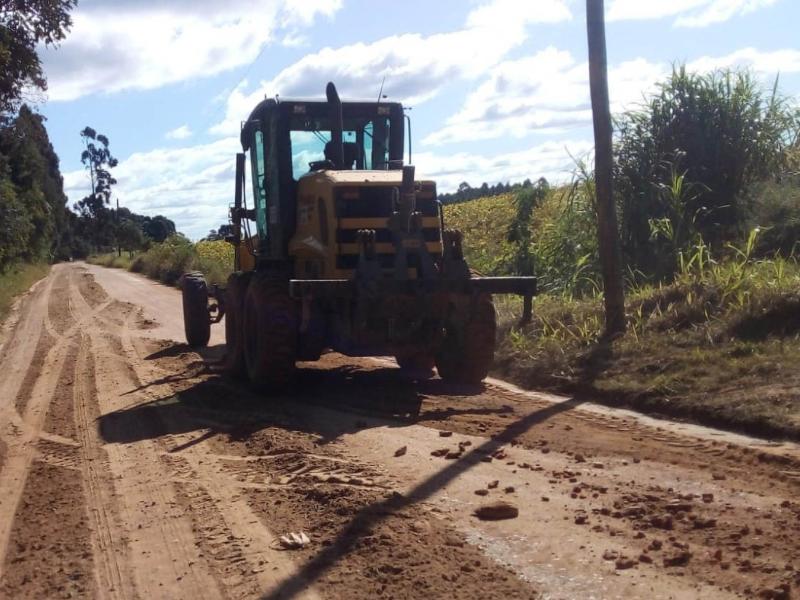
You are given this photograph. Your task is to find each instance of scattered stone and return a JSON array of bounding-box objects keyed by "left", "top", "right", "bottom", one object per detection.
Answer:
[
  {"left": 481, "top": 455, "right": 493, "bottom": 463},
  {"left": 663, "top": 550, "right": 691, "bottom": 567},
  {"left": 602, "top": 549, "right": 619, "bottom": 561},
  {"left": 712, "top": 549, "right": 723, "bottom": 561},
  {"left": 702, "top": 493, "right": 714, "bottom": 503},
  {"left": 473, "top": 501, "right": 519, "bottom": 521},
  {"left": 592, "top": 462, "right": 605, "bottom": 469},
  {"left": 616, "top": 557, "right": 636, "bottom": 570},
  {"left": 410, "top": 520, "right": 431, "bottom": 534},
  {"left": 639, "top": 553, "right": 653, "bottom": 564},
  {"left": 693, "top": 517, "right": 717, "bottom": 529},
  {"left": 459, "top": 440, "right": 472, "bottom": 449},
  {"left": 633, "top": 457, "right": 641, "bottom": 464},
  {"left": 650, "top": 514, "right": 674, "bottom": 530},
  {"left": 575, "top": 454, "right": 586, "bottom": 463},
  {"left": 541, "top": 496, "right": 550, "bottom": 502},
  {"left": 712, "top": 472, "right": 726, "bottom": 481},
  {"left": 541, "top": 448, "right": 551, "bottom": 454},
  {"left": 474, "top": 489, "right": 489, "bottom": 496},
  {"left": 431, "top": 448, "right": 449, "bottom": 457},
  {"left": 487, "top": 480, "right": 499, "bottom": 489},
  {"left": 394, "top": 446, "right": 407, "bottom": 457},
  {"left": 504, "top": 486, "right": 515, "bottom": 494},
  {"left": 445, "top": 451, "right": 462, "bottom": 460},
  {"left": 757, "top": 584, "right": 791, "bottom": 600},
  {"left": 649, "top": 539, "right": 663, "bottom": 551},
  {"left": 574, "top": 513, "right": 588, "bottom": 525},
  {"left": 444, "top": 535, "right": 464, "bottom": 547},
  {"left": 439, "top": 430, "right": 453, "bottom": 437},
  {"left": 665, "top": 501, "right": 693, "bottom": 513}
]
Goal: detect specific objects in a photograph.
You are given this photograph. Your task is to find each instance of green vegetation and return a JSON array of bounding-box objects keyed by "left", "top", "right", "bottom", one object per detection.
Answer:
[
  {"left": 0, "top": 263, "right": 49, "bottom": 323},
  {"left": 123, "top": 236, "right": 232, "bottom": 287},
  {"left": 446, "top": 67, "right": 800, "bottom": 439}
]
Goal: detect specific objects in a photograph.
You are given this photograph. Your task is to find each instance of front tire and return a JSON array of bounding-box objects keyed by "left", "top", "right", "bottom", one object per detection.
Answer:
[
  {"left": 242, "top": 274, "right": 298, "bottom": 390},
  {"left": 435, "top": 294, "right": 496, "bottom": 384},
  {"left": 182, "top": 272, "right": 210, "bottom": 347}
]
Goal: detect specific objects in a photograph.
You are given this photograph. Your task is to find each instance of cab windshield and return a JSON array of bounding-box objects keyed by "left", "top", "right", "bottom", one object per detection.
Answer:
[{"left": 288, "top": 115, "right": 392, "bottom": 180}]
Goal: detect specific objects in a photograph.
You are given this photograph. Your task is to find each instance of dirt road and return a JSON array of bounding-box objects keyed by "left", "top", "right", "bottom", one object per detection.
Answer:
[{"left": 1, "top": 263, "right": 799, "bottom": 599}]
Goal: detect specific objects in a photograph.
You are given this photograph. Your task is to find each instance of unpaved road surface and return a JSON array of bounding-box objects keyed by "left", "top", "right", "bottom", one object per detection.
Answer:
[{"left": 1, "top": 263, "right": 800, "bottom": 600}]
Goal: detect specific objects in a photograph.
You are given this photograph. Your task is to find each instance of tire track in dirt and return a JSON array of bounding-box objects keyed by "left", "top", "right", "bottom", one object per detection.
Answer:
[
  {"left": 111, "top": 311, "right": 324, "bottom": 599},
  {"left": 0, "top": 266, "right": 127, "bottom": 593},
  {"left": 87, "top": 312, "right": 224, "bottom": 598},
  {"left": 73, "top": 330, "right": 136, "bottom": 600}
]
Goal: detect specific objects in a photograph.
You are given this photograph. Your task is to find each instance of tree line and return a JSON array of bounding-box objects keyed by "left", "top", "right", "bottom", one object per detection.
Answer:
[
  {"left": 438, "top": 179, "right": 540, "bottom": 205},
  {"left": 1, "top": 1, "right": 176, "bottom": 272}
]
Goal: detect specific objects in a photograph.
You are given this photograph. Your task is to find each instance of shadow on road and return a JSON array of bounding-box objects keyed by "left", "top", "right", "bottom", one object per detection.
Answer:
[{"left": 97, "top": 342, "right": 583, "bottom": 598}]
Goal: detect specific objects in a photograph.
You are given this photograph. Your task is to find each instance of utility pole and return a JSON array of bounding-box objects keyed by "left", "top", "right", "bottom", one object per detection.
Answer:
[{"left": 586, "top": 0, "right": 626, "bottom": 336}]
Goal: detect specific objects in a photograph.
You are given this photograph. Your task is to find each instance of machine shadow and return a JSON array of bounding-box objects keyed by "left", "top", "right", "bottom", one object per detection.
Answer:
[{"left": 99, "top": 358, "right": 512, "bottom": 447}]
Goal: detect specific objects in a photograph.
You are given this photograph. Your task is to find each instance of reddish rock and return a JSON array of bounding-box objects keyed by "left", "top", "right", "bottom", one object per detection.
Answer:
[
  {"left": 663, "top": 550, "right": 691, "bottom": 567},
  {"left": 473, "top": 501, "right": 519, "bottom": 521},
  {"left": 615, "top": 558, "right": 636, "bottom": 570}
]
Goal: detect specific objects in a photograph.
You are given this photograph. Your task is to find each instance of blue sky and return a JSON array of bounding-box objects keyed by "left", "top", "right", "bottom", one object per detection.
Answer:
[{"left": 36, "top": 0, "right": 800, "bottom": 240}]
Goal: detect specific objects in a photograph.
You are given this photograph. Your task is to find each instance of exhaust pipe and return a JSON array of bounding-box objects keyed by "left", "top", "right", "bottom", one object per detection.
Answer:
[{"left": 326, "top": 82, "right": 344, "bottom": 169}]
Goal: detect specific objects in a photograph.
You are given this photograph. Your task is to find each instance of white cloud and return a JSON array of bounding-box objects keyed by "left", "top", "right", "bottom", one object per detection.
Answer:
[
  {"left": 687, "top": 47, "right": 800, "bottom": 74},
  {"left": 41, "top": 0, "right": 342, "bottom": 101},
  {"left": 424, "top": 44, "right": 799, "bottom": 147},
  {"left": 423, "top": 48, "right": 665, "bottom": 146},
  {"left": 210, "top": 0, "right": 572, "bottom": 136},
  {"left": 165, "top": 125, "right": 193, "bottom": 140},
  {"left": 607, "top": 0, "right": 779, "bottom": 26},
  {"left": 416, "top": 140, "right": 594, "bottom": 192},
  {"left": 65, "top": 138, "right": 239, "bottom": 240},
  {"left": 676, "top": 0, "right": 779, "bottom": 26}
]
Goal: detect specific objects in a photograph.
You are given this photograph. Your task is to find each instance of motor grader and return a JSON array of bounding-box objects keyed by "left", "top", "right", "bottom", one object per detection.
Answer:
[{"left": 181, "top": 82, "right": 536, "bottom": 389}]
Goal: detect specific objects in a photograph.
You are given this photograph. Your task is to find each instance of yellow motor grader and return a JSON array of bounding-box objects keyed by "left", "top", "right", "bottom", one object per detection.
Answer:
[{"left": 182, "top": 82, "right": 536, "bottom": 389}]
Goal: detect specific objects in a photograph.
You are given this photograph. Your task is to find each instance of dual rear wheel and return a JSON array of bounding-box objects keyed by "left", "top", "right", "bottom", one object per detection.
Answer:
[{"left": 395, "top": 294, "right": 497, "bottom": 385}]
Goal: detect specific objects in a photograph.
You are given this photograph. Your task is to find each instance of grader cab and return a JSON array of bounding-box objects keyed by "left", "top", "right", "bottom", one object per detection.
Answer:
[{"left": 182, "top": 82, "right": 536, "bottom": 389}]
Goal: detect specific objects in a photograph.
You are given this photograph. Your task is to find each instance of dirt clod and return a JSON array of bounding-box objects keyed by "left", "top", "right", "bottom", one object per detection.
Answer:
[{"left": 473, "top": 501, "right": 519, "bottom": 521}]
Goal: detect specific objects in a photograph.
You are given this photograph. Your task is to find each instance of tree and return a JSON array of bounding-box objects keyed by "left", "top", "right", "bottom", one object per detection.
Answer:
[
  {"left": 586, "top": 0, "right": 626, "bottom": 336},
  {"left": 0, "top": 0, "right": 77, "bottom": 115},
  {"left": 142, "top": 215, "right": 176, "bottom": 243},
  {"left": 0, "top": 103, "right": 74, "bottom": 267},
  {"left": 74, "top": 127, "right": 119, "bottom": 250}
]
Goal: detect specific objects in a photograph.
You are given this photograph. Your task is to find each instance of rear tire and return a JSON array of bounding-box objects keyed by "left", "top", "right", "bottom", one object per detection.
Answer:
[
  {"left": 243, "top": 273, "right": 298, "bottom": 390},
  {"left": 224, "top": 271, "right": 252, "bottom": 377},
  {"left": 182, "top": 272, "right": 210, "bottom": 347},
  {"left": 435, "top": 294, "right": 496, "bottom": 384}
]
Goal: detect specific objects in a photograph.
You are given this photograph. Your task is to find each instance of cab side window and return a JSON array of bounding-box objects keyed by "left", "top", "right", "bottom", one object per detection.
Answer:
[{"left": 250, "top": 130, "right": 268, "bottom": 238}]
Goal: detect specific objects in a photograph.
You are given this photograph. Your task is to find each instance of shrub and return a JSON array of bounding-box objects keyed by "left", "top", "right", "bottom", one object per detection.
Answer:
[{"left": 615, "top": 66, "right": 799, "bottom": 278}]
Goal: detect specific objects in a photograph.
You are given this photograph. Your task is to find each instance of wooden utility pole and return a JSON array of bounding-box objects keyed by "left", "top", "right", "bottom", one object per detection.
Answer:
[{"left": 586, "top": 0, "right": 626, "bottom": 336}]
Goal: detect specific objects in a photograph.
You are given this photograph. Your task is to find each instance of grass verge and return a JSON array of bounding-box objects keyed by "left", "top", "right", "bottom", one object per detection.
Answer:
[
  {"left": 492, "top": 252, "right": 800, "bottom": 440},
  {"left": 0, "top": 263, "right": 50, "bottom": 324},
  {"left": 87, "top": 253, "right": 133, "bottom": 270}
]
